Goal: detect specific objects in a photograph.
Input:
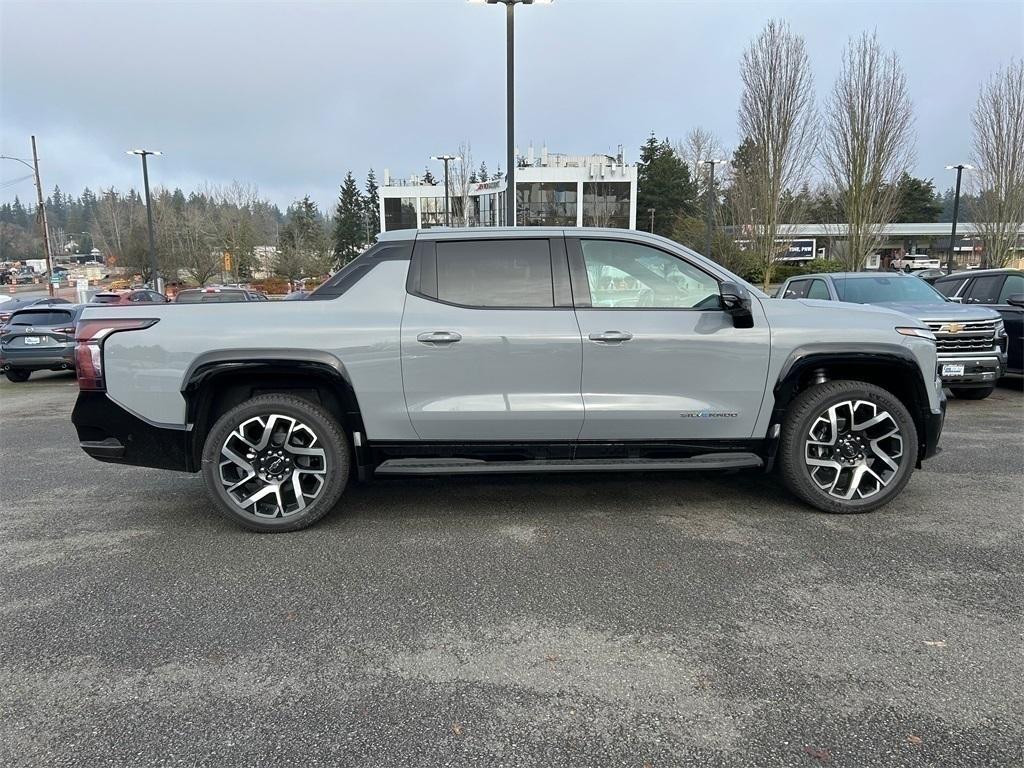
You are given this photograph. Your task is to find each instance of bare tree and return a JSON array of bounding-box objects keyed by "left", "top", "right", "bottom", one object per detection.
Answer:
[
  {"left": 822, "top": 32, "right": 914, "bottom": 271},
  {"left": 449, "top": 141, "right": 474, "bottom": 227},
  {"left": 737, "top": 19, "right": 818, "bottom": 289},
  {"left": 676, "top": 127, "right": 724, "bottom": 200},
  {"left": 971, "top": 59, "right": 1024, "bottom": 268}
]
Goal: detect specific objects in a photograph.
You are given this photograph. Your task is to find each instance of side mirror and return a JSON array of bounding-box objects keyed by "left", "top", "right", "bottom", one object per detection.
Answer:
[
  {"left": 1006, "top": 294, "right": 1024, "bottom": 308},
  {"left": 720, "top": 281, "right": 754, "bottom": 328}
]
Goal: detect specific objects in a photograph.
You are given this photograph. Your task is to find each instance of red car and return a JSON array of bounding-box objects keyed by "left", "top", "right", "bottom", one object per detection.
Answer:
[{"left": 90, "top": 289, "right": 169, "bottom": 305}]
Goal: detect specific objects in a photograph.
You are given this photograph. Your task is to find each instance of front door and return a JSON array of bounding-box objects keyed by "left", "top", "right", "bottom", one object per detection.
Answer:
[
  {"left": 568, "top": 237, "right": 770, "bottom": 440},
  {"left": 401, "top": 236, "right": 584, "bottom": 441}
]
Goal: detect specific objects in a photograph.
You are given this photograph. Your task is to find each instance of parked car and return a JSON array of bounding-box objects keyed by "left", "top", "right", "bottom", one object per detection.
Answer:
[
  {"left": 0, "top": 295, "right": 72, "bottom": 327},
  {"left": 245, "top": 290, "right": 270, "bottom": 302},
  {"left": 91, "top": 289, "right": 170, "bottom": 305},
  {"left": 929, "top": 268, "right": 1024, "bottom": 376},
  {"left": 776, "top": 272, "right": 1006, "bottom": 399},
  {"left": 0, "top": 303, "right": 85, "bottom": 382},
  {"left": 283, "top": 290, "right": 310, "bottom": 301},
  {"left": 174, "top": 287, "right": 259, "bottom": 304},
  {"left": 72, "top": 228, "right": 946, "bottom": 532},
  {"left": 912, "top": 268, "right": 946, "bottom": 281},
  {"left": 890, "top": 254, "right": 941, "bottom": 272}
]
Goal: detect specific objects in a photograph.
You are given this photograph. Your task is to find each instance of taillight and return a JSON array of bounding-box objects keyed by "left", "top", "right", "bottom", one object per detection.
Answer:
[
  {"left": 54, "top": 326, "right": 77, "bottom": 335},
  {"left": 75, "top": 318, "right": 159, "bottom": 391}
]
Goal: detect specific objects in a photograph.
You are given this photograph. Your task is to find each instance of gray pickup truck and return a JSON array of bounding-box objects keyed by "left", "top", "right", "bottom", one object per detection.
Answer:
[
  {"left": 72, "top": 228, "right": 945, "bottom": 531},
  {"left": 776, "top": 272, "right": 1006, "bottom": 399}
]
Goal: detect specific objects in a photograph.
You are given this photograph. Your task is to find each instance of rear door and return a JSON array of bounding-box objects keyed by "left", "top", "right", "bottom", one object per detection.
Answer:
[
  {"left": 400, "top": 235, "right": 584, "bottom": 441},
  {"left": 568, "top": 236, "right": 770, "bottom": 440}
]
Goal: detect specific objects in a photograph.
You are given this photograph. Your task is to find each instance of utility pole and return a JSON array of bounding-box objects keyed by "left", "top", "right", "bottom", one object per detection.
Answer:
[
  {"left": 944, "top": 164, "right": 973, "bottom": 275},
  {"left": 30, "top": 136, "right": 55, "bottom": 297},
  {"left": 128, "top": 149, "right": 162, "bottom": 291},
  {"left": 703, "top": 159, "right": 726, "bottom": 260},
  {"left": 648, "top": 208, "right": 655, "bottom": 233},
  {"left": 433, "top": 155, "right": 456, "bottom": 227}
]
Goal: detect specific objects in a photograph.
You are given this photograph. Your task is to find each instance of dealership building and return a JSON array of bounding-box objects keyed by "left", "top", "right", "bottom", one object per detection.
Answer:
[{"left": 379, "top": 145, "right": 638, "bottom": 232}]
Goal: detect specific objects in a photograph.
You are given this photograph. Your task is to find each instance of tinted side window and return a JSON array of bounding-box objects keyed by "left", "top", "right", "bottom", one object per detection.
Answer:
[
  {"left": 964, "top": 275, "right": 1004, "bottom": 304},
  {"left": 806, "top": 279, "right": 831, "bottom": 300},
  {"left": 933, "top": 278, "right": 967, "bottom": 298},
  {"left": 435, "top": 239, "right": 554, "bottom": 308},
  {"left": 997, "top": 274, "right": 1024, "bottom": 303},
  {"left": 782, "top": 279, "right": 811, "bottom": 299}
]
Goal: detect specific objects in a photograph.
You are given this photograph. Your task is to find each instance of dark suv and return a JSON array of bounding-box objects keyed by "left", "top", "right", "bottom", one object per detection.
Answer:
[
  {"left": 929, "top": 269, "right": 1024, "bottom": 376},
  {"left": 0, "top": 304, "right": 85, "bottom": 381}
]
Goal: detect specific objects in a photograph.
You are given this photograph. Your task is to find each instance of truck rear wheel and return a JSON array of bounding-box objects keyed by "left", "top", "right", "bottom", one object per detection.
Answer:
[
  {"left": 200, "top": 394, "right": 349, "bottom": 532},
  {"left": 778, "top": 380, "right": 918, "bottom": 514}
]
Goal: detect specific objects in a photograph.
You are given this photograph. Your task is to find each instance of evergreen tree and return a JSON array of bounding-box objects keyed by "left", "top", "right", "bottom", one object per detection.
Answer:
[
  {"left": 333, "top": 172, "right": 365, "bottom": 267},
  {"left": 893, "top": 173, "right": 942, "bottom": 222},
  {"left": 422, "top": 167, "right": 438, "bottom": 185},
  {"left": 492, "top": 164, "right": 503, "bottom": 182},
  {"left": 478, "top": 161, "right": 488, "bottom": 183},
  {"left": 364, "top": 168, "right": 380, "bottom": 238},
  {"left": 469, "top": 171, "right": 478, "bottom": 185},
  {"left": 635, "top": 133, "right": 696, "bottom": 236}
]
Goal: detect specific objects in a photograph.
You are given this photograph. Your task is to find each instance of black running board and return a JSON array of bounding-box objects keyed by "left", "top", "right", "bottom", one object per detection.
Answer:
[{"left": 373, "top": 453, "right": 763, "bottom": 477}]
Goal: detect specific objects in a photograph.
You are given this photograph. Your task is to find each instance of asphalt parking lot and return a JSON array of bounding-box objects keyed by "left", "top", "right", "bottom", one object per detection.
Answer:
[{"left": 0, "top": 373, "right": 1021, "bottom": 767}]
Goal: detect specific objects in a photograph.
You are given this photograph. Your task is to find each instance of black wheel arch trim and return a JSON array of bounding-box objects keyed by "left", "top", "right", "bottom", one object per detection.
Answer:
[
  {"left": 182, "top": 354, "right": 366, "bottom": 470},
  {"left": 770, "top": 344, "right": 939, "bottom": 464}
]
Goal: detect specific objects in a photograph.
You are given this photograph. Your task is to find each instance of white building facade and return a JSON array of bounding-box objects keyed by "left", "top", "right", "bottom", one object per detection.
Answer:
[{"left": 379, "top": 147, "right": 638, "bottom": 232}]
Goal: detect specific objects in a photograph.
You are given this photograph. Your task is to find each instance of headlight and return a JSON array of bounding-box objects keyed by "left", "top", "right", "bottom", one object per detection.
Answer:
[
  {"left": 994, "top": 319, "right": 1005, "bottom": 337},
  {"left": 896, "top": 326, "right": 936, "bottom": 341}
]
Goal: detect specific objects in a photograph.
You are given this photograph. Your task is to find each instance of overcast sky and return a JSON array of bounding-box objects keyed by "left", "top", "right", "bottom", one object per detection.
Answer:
[{"left": 1, "top": 0, "right": 1021, "bottom": 211}]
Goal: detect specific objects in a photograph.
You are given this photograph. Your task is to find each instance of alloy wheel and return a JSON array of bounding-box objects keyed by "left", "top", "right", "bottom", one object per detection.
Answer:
[
  {"left": 219, "top": 413, "right": 328, "bottom": 518},
  {"left": 803, "top": 399, "right": 903, "bottom": 500}
]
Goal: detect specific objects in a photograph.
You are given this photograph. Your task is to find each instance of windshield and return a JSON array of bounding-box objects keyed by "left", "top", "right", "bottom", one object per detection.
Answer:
[{"left": 834, "top": 275, "right": 947, "bottom": 305}]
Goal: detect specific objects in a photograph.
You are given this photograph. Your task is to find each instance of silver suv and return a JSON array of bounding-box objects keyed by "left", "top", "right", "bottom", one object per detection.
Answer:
[
  {"left": 72, "top": 228, "right": 946, "bottom": 531},
  {"left": 776, "top": 272, "right": 1006, "bottom": 399}
]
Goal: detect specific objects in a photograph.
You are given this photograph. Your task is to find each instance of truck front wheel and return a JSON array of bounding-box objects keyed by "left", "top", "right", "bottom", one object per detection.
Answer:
[
  {"left": 778, "top": 380, "right": 918, "bottom": 514},
  {"left": 201, "top": 394, "right": 350, "bottom": 532}
]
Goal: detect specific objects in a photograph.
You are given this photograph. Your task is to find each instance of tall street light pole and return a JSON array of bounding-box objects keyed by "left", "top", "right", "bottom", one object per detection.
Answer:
[
  {"left": 944, "top": 163, "right": 973, "bottom": 275},
  {"left": 128, "top": 149, "right": 162, "bottom": 291},
  {"left": 433, "top": 155, "right": 456, "bottom": 227},
  {"left": 703, "top": 158, "right": 726, "bottom": 260},
  {"left": 3, "top": 140, "right": 56, "bottom": 296},
  {"left": 471, "top": 0, "right": 552, "bottom": 227}
]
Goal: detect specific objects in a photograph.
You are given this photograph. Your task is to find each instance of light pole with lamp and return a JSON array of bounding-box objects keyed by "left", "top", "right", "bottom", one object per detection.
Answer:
[
  {"left": 469, "top": 0, "right": 552, "bottom": 227},
  {"left": 703, "top": 158, "right": 726, "bottom": 260},
  {"left": 944, "top": 163, "right": 973, "bottom": 274},
  {"left": 432, "top": 155, "right": 457, "bottom": 227},
  {"left": 127, "top": 149, "right": 163, "bottom": 291}
]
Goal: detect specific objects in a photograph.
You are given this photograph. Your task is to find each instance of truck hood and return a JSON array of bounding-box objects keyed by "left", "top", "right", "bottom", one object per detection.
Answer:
[{"left": 869, "top": 301, "right": 1001, "bottom": 323}]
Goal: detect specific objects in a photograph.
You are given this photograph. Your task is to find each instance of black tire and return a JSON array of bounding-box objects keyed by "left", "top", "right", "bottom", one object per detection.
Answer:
[
  {"left": 4, "top": 369, "right": 30, "bottom": 382},
  {"left": 950, "top": 386, "right": 995, "bottom": 400},
  {"left": 778, "top": 380, "right": 918, "bottom": 514},
  {"left": 201, "top": 393, "right": 349, "bottom": 532}
]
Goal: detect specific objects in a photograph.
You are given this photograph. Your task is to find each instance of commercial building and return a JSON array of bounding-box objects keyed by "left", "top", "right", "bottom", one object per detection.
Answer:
[
  {"left": 746, "top": 223, "right": 1024, "bottom": 271},
  {"left": 379, "top": 146, "right": 637, "bottom": 232}
]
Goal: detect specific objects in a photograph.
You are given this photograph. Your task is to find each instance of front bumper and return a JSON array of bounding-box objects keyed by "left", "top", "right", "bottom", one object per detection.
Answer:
[
  {"left": 937, "top": 354, "right": 1004, "bottom": 388},
  {"left": 72, "top": 391, "right": 193, "bottom": 472}
]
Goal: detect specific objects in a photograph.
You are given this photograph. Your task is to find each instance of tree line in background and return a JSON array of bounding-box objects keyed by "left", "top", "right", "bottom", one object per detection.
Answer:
[
  {"left": 639, "top": 26, "right": 1022, "bottom": 288},
  {"left": 0, "top": 170, "right": 384, "bottom": 285}
]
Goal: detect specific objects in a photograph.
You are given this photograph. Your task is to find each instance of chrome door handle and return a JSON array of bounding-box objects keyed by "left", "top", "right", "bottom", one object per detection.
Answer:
[
  {"left": 417, "top": 331, "right": 462, "bottom": 344},
  {"left": 588, "top": 331, "right": 633, "bottom": 343}
]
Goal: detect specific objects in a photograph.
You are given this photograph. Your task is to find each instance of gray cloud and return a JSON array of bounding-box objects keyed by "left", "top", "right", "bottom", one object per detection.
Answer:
[{"left": 2, "top": 0, "right": 1021, "bottom": 211}]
